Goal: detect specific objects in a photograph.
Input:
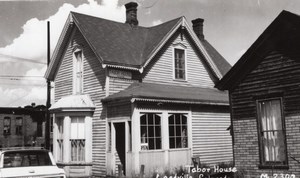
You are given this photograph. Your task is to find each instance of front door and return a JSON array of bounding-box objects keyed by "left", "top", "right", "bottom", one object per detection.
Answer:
[{"left": 114, "top": 123, "right": 126, "bottom": 176}]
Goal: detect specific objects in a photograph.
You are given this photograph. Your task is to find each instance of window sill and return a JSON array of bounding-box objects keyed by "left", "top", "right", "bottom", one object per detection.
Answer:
[
  {"left": 173, "top": 79, "right": 187, "bottom": 82},
  {"left": 258, "top": 164, "right": 289, "bottom": 170}
]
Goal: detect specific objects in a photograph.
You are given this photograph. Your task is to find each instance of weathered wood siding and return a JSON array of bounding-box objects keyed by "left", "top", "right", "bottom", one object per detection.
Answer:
[
  {"left": 230, "top": 50, "right": 300, "bottom": 176},
  {"left": 54, "top": 27, "right": 107, "bottom": 177},
  {"left": 143, "top": 31, "right": 215, "bottom": 88},
  {"left": 231, "top": 51, "right": 300, "bottom": 119},
  {"left": 191, "top": 107, "right": 232, "bottom": 164}
]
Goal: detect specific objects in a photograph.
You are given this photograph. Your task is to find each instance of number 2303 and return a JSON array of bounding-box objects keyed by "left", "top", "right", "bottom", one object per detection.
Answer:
[{"left": 260, "top": 174, "right": 295, "bottom": 178}]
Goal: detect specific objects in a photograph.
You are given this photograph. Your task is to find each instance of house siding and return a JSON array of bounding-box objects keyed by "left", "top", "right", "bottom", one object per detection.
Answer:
[
  {"left": 230, "top": 51, "right": 300, "bottom": 176},
  {"left": 109, "top": 76, "right": 137, "bottom": 96},
  {"left": 191, "top": 107, "right": 232, "bottom": 164},
  {"left": 143, "top": 31, "right": 214, "bottom": 88},
  {"left": 53, "top": 27, "right": 107, "bottom": 177}
]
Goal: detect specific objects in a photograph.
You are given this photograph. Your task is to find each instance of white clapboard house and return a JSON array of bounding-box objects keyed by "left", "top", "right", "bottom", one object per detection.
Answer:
[{"left": 45, "top": 2, "right": 232, "bottom": 177}]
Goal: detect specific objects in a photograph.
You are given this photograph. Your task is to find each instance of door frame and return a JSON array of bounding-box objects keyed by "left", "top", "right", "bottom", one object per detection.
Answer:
[{"left": 109, "top": 120, "right": 130, "bottom": 176}]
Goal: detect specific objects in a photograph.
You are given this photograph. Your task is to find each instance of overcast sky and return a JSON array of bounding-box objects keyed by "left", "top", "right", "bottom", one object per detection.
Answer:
[{"left": 0, "top": 0, "right": 300, "bottom": 107}]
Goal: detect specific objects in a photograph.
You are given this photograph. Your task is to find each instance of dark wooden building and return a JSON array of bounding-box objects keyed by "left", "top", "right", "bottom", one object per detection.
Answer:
[{"left": 217, "top": 11, "right": 300, "bottom": 177}]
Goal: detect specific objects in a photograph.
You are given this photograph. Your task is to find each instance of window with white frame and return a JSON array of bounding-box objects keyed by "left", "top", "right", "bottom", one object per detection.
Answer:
[
  {"left": 174, "top": 48, "right": 186, "bottom": 80},
  {"left": 257, "top": 98, "right": 287, "bottom": 166},
  {"left": 73, "top": 49, "right": 83, "bottom": 94},
  {"left": 168, "top": 114, "right": 188, "bottom": 149},
  {"left": 3, "top": 117, "right": 11, "bottom": 135},
  {"left": 56, "top": 118, "right": 64, "bottom": 162},
  {"left": 70, "top": 117, "right": 85, "bottom": 162},
  {"left": 140, "top": 113, "right": 161, "bottom": 150},
  {"left": 15, "top": 117, "right": 23, "bottom": 135}
]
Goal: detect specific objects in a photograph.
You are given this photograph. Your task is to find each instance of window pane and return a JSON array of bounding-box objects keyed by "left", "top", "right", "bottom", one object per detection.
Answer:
[
  {"left": 169, "top": 126, "right": 174, "bottom": 136},
  {"left": 148, "top": 115, "right": 154, "bottom": 125},
  {"left": 155, "top": 126, "right": 161, "bottom": 137},
  {"left": 174, "top": 49, "right": 185, "bottom": 79},
  {"left": 169, "top": 114, "right": 188, "bottom": 149},
  {"left": 258, "top": 99, "right": 286, "bottom": 164},
  {"left": 182, "top": 116, "right": 187, "bottom": 125},
  {"left": 169, "top": 116, "right": 174, "bottom": 124},
  {"left": 71, "top": 117, "right": 85, "bottom": 139},
  {"left": 148, "top": 138, "right": 154, "bottom": 150},
  {"left": 148, "top": 126, "right": 154, "bottom": 137},
  {"left": 156, "top": 138, "right": 161, "bottom": 149},
  {"left": 140, "top": 115, "right": 146, "bottom": 125},
  {"left": 175, "top": 115, "right": 181, "bottom": 124},
  {"left": 170, "top": 138, "right": 175, "bottom": 149},
  {"left": 155, "top": 115, "right": 160, "bottom": 125},
  {"left": 140, "top": 113, "right": 161, "bottom": 150},
  {"left": 176, "top": 126, "right": 181, "bottom": 136}
]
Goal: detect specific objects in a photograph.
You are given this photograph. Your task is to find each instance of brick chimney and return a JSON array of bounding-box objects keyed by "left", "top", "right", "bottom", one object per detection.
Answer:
[
  {"left": 125, "top": 2, "right": 138, "bottom": 26},
  {"left": 192, "top": 18, "right": 204, "bottom": 40}
]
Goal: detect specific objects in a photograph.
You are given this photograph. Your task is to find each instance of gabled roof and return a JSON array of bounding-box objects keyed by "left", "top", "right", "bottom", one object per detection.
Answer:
[
  {"left": 102, "top": 82, "right": 229, "bottom": 105},
  {"left": 216, "top": 10, "right": 300, "bottom": 90},
  {"left": 45, "top": 11, "right": 230, "bottom": 81},
  {"left": 72, "top": 12, "right": 181, "bottom": 68},
  {"left": 201, "top": 39, "right": 231, "bottom": 76}
]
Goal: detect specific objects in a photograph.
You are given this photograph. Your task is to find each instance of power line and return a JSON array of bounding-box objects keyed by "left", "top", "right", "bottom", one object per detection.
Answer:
[
  {"left": 0, "top": 53, "right": 46, "bottom": 65},
  {"left": 0, "top": 75, "right": 44, "bottom": 78},
  {"left": 0, "top": 82, "right": 46, "bottom": 87}
]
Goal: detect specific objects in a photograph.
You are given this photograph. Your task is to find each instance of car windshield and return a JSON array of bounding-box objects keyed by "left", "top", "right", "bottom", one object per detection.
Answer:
[{"left": 3, "top": 150, "right": 52, "bottom": 168}]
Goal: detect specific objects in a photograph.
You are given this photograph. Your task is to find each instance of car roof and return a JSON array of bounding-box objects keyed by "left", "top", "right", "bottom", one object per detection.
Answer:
[{"left": 0, "top": 147, "right": 48, "bottom": 153}]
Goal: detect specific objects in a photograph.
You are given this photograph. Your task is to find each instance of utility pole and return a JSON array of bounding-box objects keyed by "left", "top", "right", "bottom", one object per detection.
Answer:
[{"left": 45, "top": 21, "right": 51, "bottom": 150}]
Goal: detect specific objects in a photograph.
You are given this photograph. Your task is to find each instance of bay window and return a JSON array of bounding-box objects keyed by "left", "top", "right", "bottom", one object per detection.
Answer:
[
  {"left": 70, "top": 117, "right": 85, "bottom": 162},
  {"left": 56, "top": 118, "right": 64, "bottom": 162}
]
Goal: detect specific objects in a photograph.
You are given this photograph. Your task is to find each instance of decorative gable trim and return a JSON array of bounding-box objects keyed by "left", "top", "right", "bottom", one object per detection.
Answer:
[
  {"left": 141, "top": 17, "right": 223, "bottom": 79},
  {"left": 45, "top": 13, "right": 75, "bottom": 80}
]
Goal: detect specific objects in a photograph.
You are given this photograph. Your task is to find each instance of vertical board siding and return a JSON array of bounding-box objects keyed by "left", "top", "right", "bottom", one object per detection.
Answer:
[
  {"left": 54, "top": 27, "right": 107, "bottom": 177},
  {"left": 192, "top": 110, "right": 233, "bottom": 164},
  {"left": 143, "top": 32, "right": 214, "bottom": 88}
]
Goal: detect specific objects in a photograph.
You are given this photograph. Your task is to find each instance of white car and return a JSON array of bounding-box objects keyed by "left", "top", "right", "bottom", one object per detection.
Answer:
[{"left": 0, "top": 147, "right": 66, "bottom": 178}]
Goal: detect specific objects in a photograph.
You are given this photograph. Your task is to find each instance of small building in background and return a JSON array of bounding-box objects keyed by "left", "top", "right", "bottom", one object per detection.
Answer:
[{"left": 0, "top": 103, "right": 48, "bottom": 148}]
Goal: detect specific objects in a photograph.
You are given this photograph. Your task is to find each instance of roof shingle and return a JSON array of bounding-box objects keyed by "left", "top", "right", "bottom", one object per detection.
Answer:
[
  {"left": 102, "top": 82, "right": 228, "bottom": 105},
  {"left": 72, "top": 12, "right": 181, "bottom": 67}
]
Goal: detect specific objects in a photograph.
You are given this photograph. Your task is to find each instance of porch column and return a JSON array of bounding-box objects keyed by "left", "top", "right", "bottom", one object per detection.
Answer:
[
  {"left": 131, "top": 106, "right": 140, "bottom": 175},
  {"left": 63, "top": 116, "right": 71, "bottom": 162},
  {"left": 162, "top": 112, "right": 169, "bottom": 167},
  {"left": 187, "top": 111, "right": 193, "bottom": 157},
  {"left": 85, "top": 116, "right": 93, "bottom": 162},
  {"left": 53, "top": 114, "right": 58, "bottom": 161},
  {"left": 111, "top": 121, "right": 116, "bottom": 174}
]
